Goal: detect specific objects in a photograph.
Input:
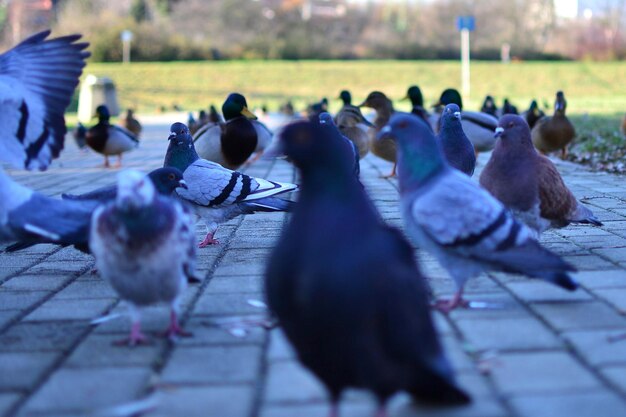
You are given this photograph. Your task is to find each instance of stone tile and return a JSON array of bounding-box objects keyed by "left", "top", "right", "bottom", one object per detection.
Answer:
[
  {"left": 490, "top": 351, "right": 600, "bottom": 395},
  {"left": 161, "top": 346, "right": 261, "bottom": 384},
  {"left": 593, "top": 248, "right": 626, "bottom": 263},
  {"left": 1, "top": 275, "right": 74, "bottom": 292},
  {"left": 265, "top": 360, "right": 325, "bottom": 403},
  {"left": 593, "top": 288, "right": 626, "bottom": 313},
  {"left": 0, "top": 393, "right": 21, "bottom": 416},
  {"left": 268, "top": 329, "right": 296, "bottom": 362},
  {"left": 561, "top": 255, "right": 616, "bottom": 270},
  {"left": 23, "top": 368, "right": 151, "bottom": 413},
  {"left": 531, "top": 301, "right": 626, "bottom": 331},
  {"left": 205, "top": 275, "right": 263, "bottom": 294},
  {"left": 0, "top": 310, "right": 19, "bottom": 329},
  {"left": 573, "top": 270, "right": 626, "bottom": 289},
  {"left": 563, "top": 330, "right": 626, "bottom": 366},
  {"left": 448, "top": 292, "right": 529, "bottom": 320},
  {"left": 65, "top": 334, "right": 165, "bottom": 368},
  {"left": 260, "top": 403, "right": 373, "bottom": 417},
  {"left": 193, "top": 292, "right": 266, "bottom": 316},
  {"left": 24, "top": 298, "right": 115, "bottom": 321},
  {"left": 52, "top": 280, "right": 117, "bottom": 300},
  {"left": 0, "top": 321, "right": 87, "bottom": 352},
  {"left": 509, "top": 391, "right": 626, "bottom": 417},
  {"left": 506, "top": 281, "right": 592, "bottom": 303},
  {"left": 151, "top": 385, "right": 254, "bottom": 417},
  {"left": 175, "top": 316, "right": 266, "bottom": 347},
  {"left": 0, "top": 352, "right": 59, "bottom": 390},
  {"left": 600, "top": 365, "right": 626, "bottom": 395},
  {"left": 457, "top": 317, "right": 562, "bottom": 351},
  {"left": 0, "top": 290, "right": 49, "bottom": 311}
]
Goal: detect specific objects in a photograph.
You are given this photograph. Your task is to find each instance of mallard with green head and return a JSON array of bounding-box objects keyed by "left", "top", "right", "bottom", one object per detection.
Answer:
[
  {"left": 523, "top": 100, "right": 545, "bottom": 129},
  {"left": 531, "top": 91, "right": 575, "bottom": 159},
  {"left": 85, "top": 105, "right": 139, "bottom": 168},
  {"left": 359, "top": 91, "right": 397, "bottom": 177},
  {"left": 404, "top": 85, "right": 431, "bottom": 127},
  {"left": 193, "top": 93, "right": 270, "bottom": 170}
]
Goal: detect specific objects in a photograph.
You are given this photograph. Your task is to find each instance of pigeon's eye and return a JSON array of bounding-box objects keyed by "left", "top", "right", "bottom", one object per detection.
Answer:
[
  {"left": 508, "top": 122, "right": 514, "bottom": 127},
  {"left": 398, "top": 121, "right": 409, "bottom": 129},
  {"left": 168, "top": 173, "right": 176, "bottom": 180}
]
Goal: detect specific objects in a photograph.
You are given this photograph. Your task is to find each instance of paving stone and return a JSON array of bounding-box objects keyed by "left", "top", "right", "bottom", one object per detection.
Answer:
[
  {"left": 531, "top": 301, "right": 626, "bottom": 331},
  {"left": 561, "top": 254, "right": 617, "bottom": 270},
  {"left": 489, "top": 351, "right": 600, "bottom": 395},
  {"left": 260, "top": 403, "right": 373, "bottom": 417},
  {"left": 65, "top": 333, "right": 165, "bottom": 368},
  {"left": 506, "top": 281, "right": 593, "bottom": 303},
  {"left": 573, "top": 270, "right": 626, "bottom": 289},
  {"left": 600, "top": 365, "right": 626, "bottom": 395},
  {"left": 177, "top": 317, "right": 266, "bottom": 347},
  {"left": 52, "top": 280, "right": 117, "bottom": 300},
  {"left": 0, "top": 321, "right": 87, "bottom": 352},
  {"left": 0, "top": 352, "right": 59, "bottom": 390},
  {"left": 509, "top": 391, "right": 626, "bottom": 417},
  {"left": 22, "top": 367, "right": 151, "bottom": 414},
  {"left": 205, "top": 275, "right": 263, "bottom": 294},
  {"left": 1, "top": 275, "right": 74, "bottom": 292},
  {"left": 0, "top": 310, "right": 19, "bottom": 329},
  {"left": 161, "top": 345, "right": 261, "bottom": 384},
  {"left": 151, "top": 385, "right": 254, "bottom": 417},
  {"left": 563, "top": 330, "right": 626, "bottom": 366},
  {"left": 456, "top": 317, "right": 562, "bottom": 351},
  {"left": 0, "top": 290, "right": 49, "bottom": 312},
  {"left": 593, "top": 288, "right": 626, "bottom": 313},
  {"left": 594, "top": 248, "right": 626, "bottom": 263},
  {"left": 265, "top": 360, "right": 325, "bottom": 403},
  {"left": 0, "top": 393, "right": 21, "bottom": 416},
  {"left": 268, "top": 329, "right": 296, "bottom": 362},
  {"left": 193, "top": 292, "right": 266, "bottom": 315},
  {"left": 23, "top": 298, "right": 115, "bottom": 322}
]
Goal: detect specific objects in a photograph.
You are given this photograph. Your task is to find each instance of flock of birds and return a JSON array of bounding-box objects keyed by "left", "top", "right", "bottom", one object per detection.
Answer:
[{"left": 0, "top": 30, "right": 620, "bottom": 417}]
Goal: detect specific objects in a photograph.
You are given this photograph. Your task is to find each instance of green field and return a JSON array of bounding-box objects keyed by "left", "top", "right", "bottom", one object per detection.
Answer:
[{"left": 80, "top": 60, "right": 626, "bottom": 116}]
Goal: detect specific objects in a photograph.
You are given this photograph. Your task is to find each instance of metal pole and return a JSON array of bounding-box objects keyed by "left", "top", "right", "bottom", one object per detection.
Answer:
[
  {"left": 461, "top": 28, "right": 470, "bottom": 102},
  {"left": 123, "top": 39, "right": 131, "bottom": 64}
]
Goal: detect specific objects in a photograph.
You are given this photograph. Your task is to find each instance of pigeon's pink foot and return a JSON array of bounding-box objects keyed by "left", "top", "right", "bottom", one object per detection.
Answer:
[
  {"left": 198, "top": 232, "right": 219, "bottom": 247},
  {"left": 381, "top": 163, "right": 397, "bottom": 179},
  {"left": 161, "top": 311, "right": 193, "bottom": 340},
  {"left": 433, "top": 290, "right": 470, "bottom": 313},
  {"left": 114, "top": 322, "right": 151, "bottom": 346}
]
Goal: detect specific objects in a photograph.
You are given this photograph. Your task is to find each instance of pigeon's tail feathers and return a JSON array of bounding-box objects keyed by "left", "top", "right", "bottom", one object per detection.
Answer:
[
  {"left": 4, "top": 241, "right": 36, "bottom": 252},
  {"left": 483, "top": 240, "right": 578, "bottom": 291},
  {"left": 61, "top": 193, "right": 83, "bottom": 201},
  {"left": 569, "top": 202, "right": 603, "bottom": 227},
  {"left": 409, "top": 370, "right": 471, "bottom": 406},
  {"left": 240, "top": 197, "right": 296, "bottom": 213},
  {"left": 244, "top": 178, "right": 298, "bottom": 201}
]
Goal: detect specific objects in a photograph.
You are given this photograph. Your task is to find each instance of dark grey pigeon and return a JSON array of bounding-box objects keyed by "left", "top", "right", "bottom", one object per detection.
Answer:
[
  {"left": 4, "top": 168, "right": 188, "bottom": 253},
  {"left": 318, "top": 112, "right": 360, "bottom": 177},
  {"left": 90, "top": 170, "right": 196, "bottom": 346},
  {"left": 265, "top": 120, "right": 470, "bottom": 417},
  {"left": 437, "top": 104, "right": 476, "bottom": 176},
  {"left": 164, "top": 122, "right": 297, "bottom": 247},
  {"left": 379, "top": 113, "right": 578, "bottom": 312},
  {"left": 480, "top": 115, "right": 601, "bottom": 236}
]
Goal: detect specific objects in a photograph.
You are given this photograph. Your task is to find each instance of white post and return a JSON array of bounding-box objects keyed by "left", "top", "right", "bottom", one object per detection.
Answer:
[
  {"left": 461, "top": 28, "right": 470, "bottom": 102},
  {"left": 122, "top": 39, "right": 131, "bottom": 64}
]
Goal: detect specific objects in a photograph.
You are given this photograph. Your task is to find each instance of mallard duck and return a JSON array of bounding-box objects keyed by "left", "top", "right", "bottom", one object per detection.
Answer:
[
  {"left": 338, "top": 89, "right": 352, "bottom": 111},
  {"left": 621, "top": 113, "right": 626, "bottom": 137},
  {"left": 335, "top": 105, "right": 373, "bottom": 158},
  {"left": 531, "top": 91, "right": 575, "bottom": 159},
  {"left": 85, "top": 105, "right": 139, "bottom": 167},
  {"left": 193, "top": 93, "right": 265, "bottom": 170},
  {"left": 433, "top": 88, "right": 498, "bottom": 154},
  {"left": 523, "top": 100, "right": 545, "bottom": 129},
  {"left": 358, "top": 91, "right": 396, "bottom": 177},
  {"left": 502, "top": 99, "right": 518, "bottom": 115},
  {"left": 208, "top": 105, "right": 223, "bottom": 123},
  {"left": 122, "top": 109, "right": 142, "bottom": 137},
  {"left": 404, "top": 85, "right": 431, "bottom": 127},
  {"left": 480, "top": 95, "right": 498, "bottom": 117}
]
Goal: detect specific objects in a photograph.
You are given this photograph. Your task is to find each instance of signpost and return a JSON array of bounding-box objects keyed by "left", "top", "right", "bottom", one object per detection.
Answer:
[
  {"left": 456, "top": 16, "right": 475, "bottom": 102},
  {"left": 121, "top": 30, "right": 133, "bottom": 64}
]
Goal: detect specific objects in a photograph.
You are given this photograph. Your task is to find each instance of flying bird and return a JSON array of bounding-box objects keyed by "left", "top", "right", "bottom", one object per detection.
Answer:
[
  {"left": 90, "top": 170, "right": 196, "bottom": 346},
  {"left": 266, "top": 120, "right": 470, "bottom": 416},
  {"left": 380, "top": 114, "right": 578, "bottom": 312}
]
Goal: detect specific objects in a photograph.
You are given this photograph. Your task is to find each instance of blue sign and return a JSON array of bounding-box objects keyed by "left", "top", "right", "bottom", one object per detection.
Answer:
[{"left": 457, "top": 16, "right": 475, "bottom": 31}]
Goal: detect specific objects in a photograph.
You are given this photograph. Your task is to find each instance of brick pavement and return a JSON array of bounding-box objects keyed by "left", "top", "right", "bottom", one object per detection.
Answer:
[{"left": 0, "top": 116, "right": 625, "bottom": 417}]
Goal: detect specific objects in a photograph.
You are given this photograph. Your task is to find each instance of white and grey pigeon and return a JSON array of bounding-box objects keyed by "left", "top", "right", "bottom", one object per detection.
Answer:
[
  {"left": 164, "top": 122, "right": 298, "bottom": 247},
  {"left": 0, "top": 30, "right": 89, "bottom": 242},
  {"left": 90, "top": 170, "right": 196, "bottom": 346},
  {"left": 379, "top": 114, "right": 578, "bottom": 312}
]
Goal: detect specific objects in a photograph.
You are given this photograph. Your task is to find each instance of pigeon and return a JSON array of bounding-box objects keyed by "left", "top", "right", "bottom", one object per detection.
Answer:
[
  {"left": 164, "top": 122, "right": 297, "bottom": 247},
  {"left": 0, "top": 30, "right": 89, "bottom": 170},
  {"left": 319, "top": 112, "right": 360, "bottom": 177},
  {"left": 532, "top": 91, "right": 575, "bottom": 159},
  {"left": 334, "top": 105, "right": 373, "bottom": 158},
  {"left": 358, "top": 91, "right": 397, "bottom": 177},
  {"left": 90, "top": 170, "right": 196, "bottom": 346},
  {"left": 85, "top": 105, "right": 139, "bottom": 167},
  {"left": 380, "top": 114, "right": 578, "bottom": 312},
  {"left": 122, "top": 109, "right": 142, "bottom": 137},
  {"left": 523, "top": 100, "right": 545, "bottom": 129},
  {"left": 265, "top": 120, "right": 470, "bottom": 416},
  {"left": 3, "top": 167, "right": 188, "bottom": 253},
  {"left": 480, "top": 115, "right": 602, "bottom": 235},
  {"left": 437, "top": 104, "right": 476, "bottom": 176},
  {"left": 433, "top": 88, "right": 498, "bottom": 154}
]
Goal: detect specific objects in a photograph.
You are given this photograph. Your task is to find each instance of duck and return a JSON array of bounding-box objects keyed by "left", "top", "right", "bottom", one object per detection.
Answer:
[
  {"left": 501, "top": 98, "right": 518, "bottom": 115},
  {"left": 622, "top": 113, "right": 626, "bottom": 137},
  {"left": 358, "top": 91, "right": 397, "bottom": 177},
  {"left": 85, "top": 105, "right": 139, "bottom": 167},
  {"left": 404, "top": 85, "right": 431, "bottom": 127},
  {"left": 208, "top": 105, "right": 223, "bottom": 123},
  {"left": 433, "top": 88, "right": 498, "bottom": 154},
  {"left": 480, "top": 95, "right": 498, "bottom": 117},
  {"left": 523, "top": 100, "right": 545, "bottom": 129},
  {"left": 193, "top": 93, "right": 271, "bottom": 170},
  {"left": 338, "top": 89, "right": 352, "bottom": 110},
  {"left": 334, "top": 105, "right": 374, "bottom": 158},
  {"left": 531, "top": 91, "right": 575, "bottom": 159},
  {"left": 121, "top": 109, "right": 142, "bottom": 137}
]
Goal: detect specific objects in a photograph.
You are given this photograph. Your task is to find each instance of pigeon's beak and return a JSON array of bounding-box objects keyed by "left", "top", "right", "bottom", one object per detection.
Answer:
[
  {"left": 377, "top": 125, "right": 393, "bottom": 141},
  {"left": 454, "top": 111, "right": 461, "bottom": 120},
  {"left": 494, "top": 127, "right": 504, "bottom": 138},
  {"left": 178, "top": 179, "right": 188, "bottom": 190},
  {"left": 168, "top": 132, "right": 176, "bottom": 141},
  {"left": 241, "top": 106, "right": 258, "bottom": 120}
]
